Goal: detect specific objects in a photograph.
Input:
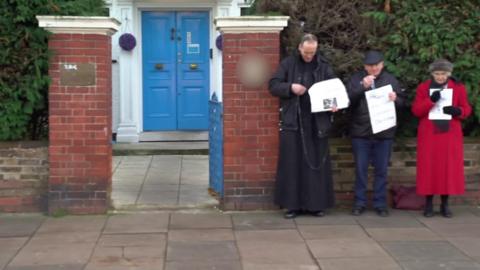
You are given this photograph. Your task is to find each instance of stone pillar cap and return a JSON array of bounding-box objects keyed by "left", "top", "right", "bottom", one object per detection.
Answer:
[
  {"left": 36, "top": 16, "right": 120, "bottom": 36},
  {"left": 215, "top": 16, "right": 289, "bottom": 33}
]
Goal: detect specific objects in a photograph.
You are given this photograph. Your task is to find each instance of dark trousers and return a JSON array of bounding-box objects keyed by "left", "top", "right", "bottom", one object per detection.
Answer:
[{"left": 352, "top": 138, "right": 393, "bottom": 209}]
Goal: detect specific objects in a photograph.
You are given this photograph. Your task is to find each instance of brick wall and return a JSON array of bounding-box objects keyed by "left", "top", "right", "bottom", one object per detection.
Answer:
[
  {"left": 331, "top": 138, "right": 480, "bottom": 208},
  {"left": 48, "top": 33, "right": 112, "bottom": 215},
  {"left": 221, "top": 33, "right": 280, "bottom": 210},
  {"left": 0, "top": 141, "right": 48, "bottom": 212},
  {"left": 222, "top": 133, "right": 479, "bottom": 210},
  {"left": 0, "top": 138, "right": 477, "bottom": 212}
]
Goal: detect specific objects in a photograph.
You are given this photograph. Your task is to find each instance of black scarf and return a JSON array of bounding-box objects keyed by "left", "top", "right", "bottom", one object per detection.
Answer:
[{"left": 430, "top": 79, "right": 450, "bottom": 133}]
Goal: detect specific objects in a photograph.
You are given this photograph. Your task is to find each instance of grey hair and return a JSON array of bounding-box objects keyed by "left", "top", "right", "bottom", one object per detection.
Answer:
[{"left": 300, "top": 33, "right": 318, "bottom": 45}]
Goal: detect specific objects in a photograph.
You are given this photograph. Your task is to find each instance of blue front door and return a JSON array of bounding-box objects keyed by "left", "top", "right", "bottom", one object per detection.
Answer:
[{"left": 142, "top": 11, "right": 210, "bottom": 131}]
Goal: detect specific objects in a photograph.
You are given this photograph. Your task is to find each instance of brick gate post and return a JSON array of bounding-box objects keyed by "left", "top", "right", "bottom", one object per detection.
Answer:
[
  {"left": 215, "top": 17, "right": 289, "bottom": 210},
  {"left": 37, "top": 16, "right": 120, "bottom": 214}
]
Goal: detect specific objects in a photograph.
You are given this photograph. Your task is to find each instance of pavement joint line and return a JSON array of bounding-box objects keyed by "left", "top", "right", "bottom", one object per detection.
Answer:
[
  {"left": 164, "top": 213, "right": 172, "bottom": 269},
  {"left": 81, "top": 214, "right": 109, "bottom": 270},
  {"left": 3, "top": 215, "right": 48, "bottom": 270},
  {"left": 176, "top": 155, "right": 184, "bottom": 205},
  {"left": 294, "top": 213, "right": 323, "bottom": 269},
  {"left": 110, "top": 201, "right": 219, "bottom": 212},
  {"left": 134, "top": 155, "right": 154, "bottom": 205},
  {"left": 376, "top": 234, "right": 404, "bottom": 268},
  {"left": 230, "top": 214, "right": 245, "bottom": 270},
  {"left": 108, "top": 206, "right": 223, "bottom": 215},
  {"left": 437, "top": 207, "right": 480, "bottom": 263},
  {"left": 111, "top": 156, "right": 123, "bottom": 176},
  {"left": 101, "top": 231, "right": 168, "bottom": 236}
]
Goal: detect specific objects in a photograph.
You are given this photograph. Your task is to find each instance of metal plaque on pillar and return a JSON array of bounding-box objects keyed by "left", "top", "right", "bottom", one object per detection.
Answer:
[{"left": 60, "top": 63, "right": 96, "bottom": 86}]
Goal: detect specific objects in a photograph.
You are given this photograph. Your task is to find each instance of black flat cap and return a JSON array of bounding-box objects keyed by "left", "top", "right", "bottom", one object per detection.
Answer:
[{"left": 363, "top": 50, "right": 384, "bottom": 65}]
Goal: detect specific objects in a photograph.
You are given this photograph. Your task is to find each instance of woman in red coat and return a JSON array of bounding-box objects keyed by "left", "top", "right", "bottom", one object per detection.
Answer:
[{"left": 411, "top": 59, "right": 471, "bottom": 218}]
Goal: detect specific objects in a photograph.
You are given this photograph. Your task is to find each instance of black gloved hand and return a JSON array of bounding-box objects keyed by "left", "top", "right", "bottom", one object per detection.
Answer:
[
  {"left": 430, "top": 91, "right": 441, "bottom": 102},
  {"left": 443, "top": 106, "right": 462, "bottom": 117}
]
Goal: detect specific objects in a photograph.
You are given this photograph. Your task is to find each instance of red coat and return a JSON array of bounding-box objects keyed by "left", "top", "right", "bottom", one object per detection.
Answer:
[{"left": 411, "top": 79, "right": 471, "bottom": 195}]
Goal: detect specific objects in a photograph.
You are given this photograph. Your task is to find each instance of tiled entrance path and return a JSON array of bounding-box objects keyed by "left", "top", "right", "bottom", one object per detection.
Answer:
[
  {"left": 111, "top": 155, "right": 217, "bottom": 210},
  {"left": 1, "top": 207, "right": 480, "bottom": 269}
]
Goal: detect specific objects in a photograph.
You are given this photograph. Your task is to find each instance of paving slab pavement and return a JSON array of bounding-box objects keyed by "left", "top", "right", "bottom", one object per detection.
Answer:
[
  {"left": 1, "top": 207, "right": 480, "bottom": 270},
  {"left": 112, "top": 155, "right": 217, "bottom": 211}
]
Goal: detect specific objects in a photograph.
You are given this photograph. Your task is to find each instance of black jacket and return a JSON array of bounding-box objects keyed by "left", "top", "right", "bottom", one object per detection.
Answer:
[
  {"left": 347, "top": 69, "right": 406, "bottom": 139},
  {"left": 268, "top": 52, "right": 336, "bottom": 137}
]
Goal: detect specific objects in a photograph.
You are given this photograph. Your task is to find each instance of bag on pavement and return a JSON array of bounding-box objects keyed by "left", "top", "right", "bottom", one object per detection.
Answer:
[{"left": 391, "top": 185, "right": 425, "bottom": 210}]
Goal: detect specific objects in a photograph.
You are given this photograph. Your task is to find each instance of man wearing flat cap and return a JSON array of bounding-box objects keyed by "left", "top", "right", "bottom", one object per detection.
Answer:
[
  {"left": 412, "top": 58, "right": 471, "bottom": 218},
  {"left": 347, "top": 50, "right": 406, "bottom": 217}
]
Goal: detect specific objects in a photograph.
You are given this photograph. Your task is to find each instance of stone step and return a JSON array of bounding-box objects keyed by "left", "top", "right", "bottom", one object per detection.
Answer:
[
  {"left": 139, "top": 131, "right": 208, "bottom": 142},
  {"left": 110, "top": 201, "right": 219, "bottom": 212},
  {"left": 112, "top": 141, "right": 209, "bottom": 156}
]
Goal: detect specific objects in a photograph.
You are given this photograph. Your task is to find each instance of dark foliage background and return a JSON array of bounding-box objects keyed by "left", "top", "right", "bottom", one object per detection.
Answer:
[
  {"left": 2, "top": 0, "right": 478, "bottom": 139},
  {"left": 0, "top": 0, "right": 107, "bottom": 140},
  {"left": 249, "top": 0, "right": 480, "bottom": 137}
]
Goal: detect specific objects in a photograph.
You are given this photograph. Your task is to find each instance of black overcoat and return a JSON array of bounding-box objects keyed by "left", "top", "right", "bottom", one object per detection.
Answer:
[
  {"left": 347, "top": 69, "right": 406, "bottom": 139},
  {"left": 268, "top": 52, "right": 336, "bottom": 211}
]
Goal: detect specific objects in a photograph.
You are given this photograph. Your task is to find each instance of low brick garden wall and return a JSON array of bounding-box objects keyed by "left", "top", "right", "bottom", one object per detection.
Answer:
[
  {"left": 0, "top": 139, "right": 478, "bottom": 213},
  {"left": 0, "top": 141, "right": 48, "bottom": 212},
  {"left": 331, "top": 137, "right": 480, "bottom": 207},
  {"left": 223, "top": 137, "right": 480, "bottom": 210}
]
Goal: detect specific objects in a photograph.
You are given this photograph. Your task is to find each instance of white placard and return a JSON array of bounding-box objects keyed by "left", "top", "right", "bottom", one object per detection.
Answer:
[
  {"left": 428, "top": 88, "right": 453, "bottom": 120},
  {"left": 365, "top": 84, "right": 396, "bottom": 134},
  {"left": 308, "top": 78, "right": 350, "bottom": 112}
]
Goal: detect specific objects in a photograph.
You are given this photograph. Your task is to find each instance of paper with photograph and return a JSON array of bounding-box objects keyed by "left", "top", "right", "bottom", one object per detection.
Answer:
[
  {"left": 428, "top": 88, "right": 453, "bottom": 120},
  {"left": 365, "top": 84, "right": 396, "bottom": 134},
  {"left": 308, "top": 78, "right": 350, "bottom": 113}
]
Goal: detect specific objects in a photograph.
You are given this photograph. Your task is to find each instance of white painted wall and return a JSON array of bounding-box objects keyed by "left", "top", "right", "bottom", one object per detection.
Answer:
[{"left": 108, "top": 0, "right": 244, "bottom": 142}]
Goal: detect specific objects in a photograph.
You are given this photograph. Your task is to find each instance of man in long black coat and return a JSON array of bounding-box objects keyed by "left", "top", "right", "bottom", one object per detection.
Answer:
[{"left": 268, "top": 34, "right": 336, "bottom": 219}]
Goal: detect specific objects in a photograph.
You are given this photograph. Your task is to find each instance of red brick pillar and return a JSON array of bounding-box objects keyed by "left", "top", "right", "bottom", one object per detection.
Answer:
[
  {"left": 37, "top": 16, "right": 120, "bottom": 214},
  {"left": 215, "top": 17, "right": 289, "bottom": 210}
]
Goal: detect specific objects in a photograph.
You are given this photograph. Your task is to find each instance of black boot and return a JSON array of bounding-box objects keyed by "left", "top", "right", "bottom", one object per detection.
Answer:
[
  {"left": 440, "top": 195, "right": 452, "bottom": 218},
  {"left": 423, "top": 195, "right": 434, "bottom": 217}
]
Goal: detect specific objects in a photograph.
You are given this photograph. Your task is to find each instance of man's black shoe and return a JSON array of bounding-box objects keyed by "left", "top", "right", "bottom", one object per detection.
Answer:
[
  {"left": 310, "top": 210, "right": 325, "bottom": 217},
  {"left": 351, "top": 206, "right": 365, "bottom": 216},
  {"left": 284, "top": 210, "right": 298, "bottom": 219},
  {"left": 375, "top": 208, "right": 389, "bottom": 217}
]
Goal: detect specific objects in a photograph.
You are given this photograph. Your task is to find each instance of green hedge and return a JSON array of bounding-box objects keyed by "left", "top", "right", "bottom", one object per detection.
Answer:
[
  {"left": 251, "top": 0, "right": 480, "bottom": 137},
  {"left": 2, "top": 1, "right": 478, "bottom": 139},
  {"left": 366, "top": 0, "right": 480, "bottom": 136},
  {"left": 0, "top": 0, "right": 107, "bottom": 140}
]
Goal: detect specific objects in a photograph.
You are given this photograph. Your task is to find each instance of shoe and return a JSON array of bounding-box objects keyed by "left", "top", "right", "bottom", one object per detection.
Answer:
[
  {"left": 284, "top": 210, "right": 298, "bottom": 219},
  {"left": 423, "top": 205, "right": 434, "bottom": 218},
  {"left": 310, "top": 210, "right": 325, "bottom": 217},
  {"left": 423, "top": 209, "right": 434, "bottom": 218},
  {"left": 375, "top": 208, "right": 389, "bottom": 217},
  {"left": 440, "top": 205, "right": 452, "bottom": 218},
  {"left": 351, "top": 206, "right": 365, "bottom": 216}
]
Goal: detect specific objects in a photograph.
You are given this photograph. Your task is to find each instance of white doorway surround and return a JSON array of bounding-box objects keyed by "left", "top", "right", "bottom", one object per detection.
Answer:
[{"left": 106, "top": 0, "right": 249, "bottom": 142}]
